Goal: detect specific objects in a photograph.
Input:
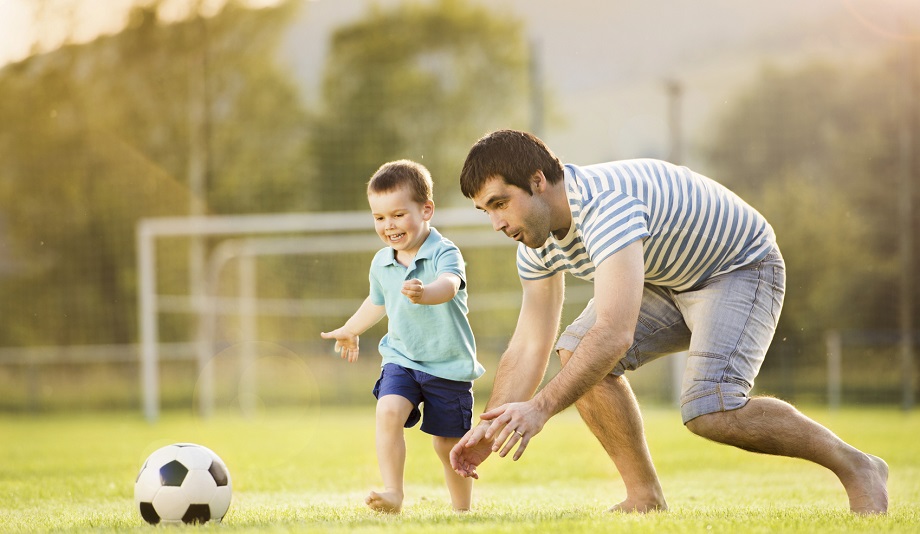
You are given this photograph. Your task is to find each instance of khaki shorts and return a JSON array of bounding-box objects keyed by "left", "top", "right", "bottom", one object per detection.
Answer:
[{"left": 556, "top": 248, "right": 785, "bottom": 423}]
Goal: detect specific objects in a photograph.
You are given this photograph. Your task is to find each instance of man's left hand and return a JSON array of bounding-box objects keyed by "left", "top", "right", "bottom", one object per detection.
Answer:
[{"left": 480, "top": 399, "right": 550, "bottom": 461}]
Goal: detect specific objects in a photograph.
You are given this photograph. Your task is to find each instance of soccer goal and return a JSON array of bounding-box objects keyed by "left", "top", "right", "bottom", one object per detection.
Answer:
[{"left": 136, "top": 208, "right": 519, "bottom": 422}]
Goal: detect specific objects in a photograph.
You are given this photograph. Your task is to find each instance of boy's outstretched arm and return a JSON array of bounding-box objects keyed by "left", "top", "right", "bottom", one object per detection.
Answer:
[
  {"left": 320, "top": 297, "right": 385, "bottom": 362},
  {"left": 402, "top": 273, "right": 461, "bottom": 305}
]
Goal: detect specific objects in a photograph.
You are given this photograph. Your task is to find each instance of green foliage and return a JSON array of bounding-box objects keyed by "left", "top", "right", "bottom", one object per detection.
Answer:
[
  {"left": 0, "top": 1, "right": 309, "bottom": 346},
  {"left": 0, "top": 407, "right": 918, "bottom": 531},
  {"left": 0, "top": 0, "right": 538, "bottom": 351},
  {"left": 704, "top": 51, "right": 920, "bottom": 356},
  {"left": 309, "top": 0, "right": 532, "bottom": 211}
]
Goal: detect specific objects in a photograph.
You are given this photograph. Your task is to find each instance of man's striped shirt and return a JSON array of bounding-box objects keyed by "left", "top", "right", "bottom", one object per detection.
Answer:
[{"left": 517, "top": 159, "right": 776, "bottom": 291}]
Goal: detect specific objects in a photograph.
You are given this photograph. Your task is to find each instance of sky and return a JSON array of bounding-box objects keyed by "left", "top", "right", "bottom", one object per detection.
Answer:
[
  {"left": 2, "top": 0, "right": 918, "bottom": 164},
  {"left": 0, "top": 0, "right": 283, "bottom": 67},
  {"left": 4, "top": 0, "right": 918, "bottom": 68}
]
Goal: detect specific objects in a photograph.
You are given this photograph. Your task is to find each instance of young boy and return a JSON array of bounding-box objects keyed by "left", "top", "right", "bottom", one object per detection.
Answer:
[{"left": 320, "top": 160, "right": 484, "bottom": 513}]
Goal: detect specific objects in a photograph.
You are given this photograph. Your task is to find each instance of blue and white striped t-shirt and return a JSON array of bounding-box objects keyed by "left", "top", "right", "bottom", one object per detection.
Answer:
[{"left": 517, "top": 159, "right": 776, "bottom": 291}]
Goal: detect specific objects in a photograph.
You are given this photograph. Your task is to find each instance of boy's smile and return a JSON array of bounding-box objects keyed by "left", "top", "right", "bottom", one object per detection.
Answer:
[{"left": 368, "top": 186, "right": 434, "bottom": 264}]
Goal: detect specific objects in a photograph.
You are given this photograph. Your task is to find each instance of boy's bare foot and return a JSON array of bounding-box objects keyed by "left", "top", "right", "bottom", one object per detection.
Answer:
[
  {"left": 366, "top": 490, "right": 403, "bottom": 513},
  {"left": 608, "top": 497, "right": 668, "bottom": 513},
  {"left": 843, "top": 454, "right": 888, "bottom": 514}
]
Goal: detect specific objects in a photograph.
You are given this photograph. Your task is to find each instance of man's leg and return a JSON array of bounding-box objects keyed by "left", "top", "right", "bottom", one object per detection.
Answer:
[
  {"left": 559, "top": 349, "right": 667, "bottom": 512},
  {"left": 685, "top": 397, "right": 888, "bottom": 514},
  {"left": 678, "top": 249, "right": 887, "bottom": 513}
]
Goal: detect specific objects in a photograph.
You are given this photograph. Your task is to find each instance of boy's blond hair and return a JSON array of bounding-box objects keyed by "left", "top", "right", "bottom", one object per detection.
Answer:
[{"left": 367, "top": 160, "right": 434, "bottom": 205}]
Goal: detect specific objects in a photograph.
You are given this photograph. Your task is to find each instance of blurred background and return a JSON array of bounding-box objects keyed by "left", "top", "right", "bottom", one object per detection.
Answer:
[{"left": 0, "top": 0, "right": 917, "bottom": 417}]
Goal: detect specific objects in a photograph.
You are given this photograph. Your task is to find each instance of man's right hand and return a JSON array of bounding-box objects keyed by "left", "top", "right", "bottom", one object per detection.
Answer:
[{"left": 450, "top": 421, "right": 494, "bottom": 479}]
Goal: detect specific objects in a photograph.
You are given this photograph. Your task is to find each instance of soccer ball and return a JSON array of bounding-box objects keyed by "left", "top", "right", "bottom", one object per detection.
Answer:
[{"left": 134, "top": 443, "right": 232, "bottom": 524}]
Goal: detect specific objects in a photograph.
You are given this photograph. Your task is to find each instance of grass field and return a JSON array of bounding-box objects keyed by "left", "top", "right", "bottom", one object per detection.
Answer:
[{"left": 1, "top": 405, "right": 918, "bottom": 532}]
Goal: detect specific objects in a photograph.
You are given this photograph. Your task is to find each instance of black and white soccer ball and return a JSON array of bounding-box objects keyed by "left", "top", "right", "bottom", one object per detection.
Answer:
[{"left": 134, "top": 443, "right": 232, "bottom": 525}]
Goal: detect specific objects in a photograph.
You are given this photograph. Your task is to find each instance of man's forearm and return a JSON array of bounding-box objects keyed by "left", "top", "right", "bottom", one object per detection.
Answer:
[
  {"left": 532, "top": 325, "right": 630, "bottom": 417},
  {"left": 484, "top": 347, "right": 551, "bottom": 411}
]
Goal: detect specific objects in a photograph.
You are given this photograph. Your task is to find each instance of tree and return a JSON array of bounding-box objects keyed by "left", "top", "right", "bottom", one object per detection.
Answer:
[
  {"left": 0, "top": 0, "right": 309, "bottom": 346},
  {"left": 308, "top": 0, "right": 533, "bottom": 211},
  {"left": 704, "top": 52, "right": 919, "bottom": 361}
]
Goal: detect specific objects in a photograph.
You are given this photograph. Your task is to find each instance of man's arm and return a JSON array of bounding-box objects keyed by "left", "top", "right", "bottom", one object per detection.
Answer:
[
  {"left": 449, "top": 271, "right": 564, "bottom": 478},
  {"left": 532, "top": 239, "right": 644, "bottom": 416},
  {"left": 483, "top": 239, "right": 645, "bottom": 459},
  {"left": 486, "top": 271, "right": 566, "bottom": 408}
]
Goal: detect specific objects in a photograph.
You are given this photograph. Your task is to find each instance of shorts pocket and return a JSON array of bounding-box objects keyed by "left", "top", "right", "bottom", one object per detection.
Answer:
[{"left": 458, "top": 394, "right": 473, "bottom": 431}]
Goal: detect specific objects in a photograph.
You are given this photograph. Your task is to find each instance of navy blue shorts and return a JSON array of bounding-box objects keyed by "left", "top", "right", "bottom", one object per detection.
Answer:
[{"left": 372, "top": 363, "right": 474, "bottom": 438}]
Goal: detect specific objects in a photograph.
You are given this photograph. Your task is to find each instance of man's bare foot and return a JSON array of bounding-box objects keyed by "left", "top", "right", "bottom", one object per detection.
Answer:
[
  {"left": 366, "top": 490, "right": 403, "bottom": 513},
  {"left": 608, "top": 497, "right": 668, "bottom": 513},
  {"left": 843, "top": 454, "right": 888, "bottom": 514}
]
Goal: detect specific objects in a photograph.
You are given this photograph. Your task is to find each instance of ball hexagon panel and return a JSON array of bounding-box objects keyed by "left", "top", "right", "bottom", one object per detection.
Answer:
[
  {"left": 181, "top": 469, "right": 218, "bottom": 504},
  {"left": 134, "top": 465, "right": 162, "bottom": 503},
  {"left": 176, "top": 444, "right": 213, "bottom": 470},
  {"left": 151, "top": 486, "right": 189, "bottom": 521},
  {"left": 210, "top": 485, "right": 232, "bottom": 518}
]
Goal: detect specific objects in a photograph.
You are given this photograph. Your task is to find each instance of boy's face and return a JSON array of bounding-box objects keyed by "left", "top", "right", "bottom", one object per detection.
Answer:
[{"left": 368, "top": 186, "right": 433, "bottom": 258}]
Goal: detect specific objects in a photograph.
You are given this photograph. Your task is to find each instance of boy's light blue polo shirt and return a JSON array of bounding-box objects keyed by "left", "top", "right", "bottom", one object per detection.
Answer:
[{"left": 369, "top": 227, "right": 484, "bottom": 382}]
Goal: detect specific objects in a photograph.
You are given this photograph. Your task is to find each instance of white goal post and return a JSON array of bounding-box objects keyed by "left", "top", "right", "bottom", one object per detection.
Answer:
[{"left": 136, "top": 209, "right": 513, "bottom": 422}]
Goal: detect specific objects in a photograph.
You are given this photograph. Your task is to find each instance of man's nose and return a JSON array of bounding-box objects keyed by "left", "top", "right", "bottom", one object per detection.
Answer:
[{"left": 489, "top": 212, "right": 505, "bottom": 232}]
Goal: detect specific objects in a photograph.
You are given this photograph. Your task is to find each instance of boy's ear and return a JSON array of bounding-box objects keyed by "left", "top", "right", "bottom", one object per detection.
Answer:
[{"left": 422, "top": 200, "right": 434, "bottom": 221}]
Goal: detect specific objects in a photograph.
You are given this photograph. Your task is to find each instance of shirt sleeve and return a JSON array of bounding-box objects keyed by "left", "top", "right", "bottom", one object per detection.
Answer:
[
  {"left": 579, "top": 190, "right": 649, "bottom": 267},
  {"left": 516, "top": 244, "right": 556, "bottom": 281},
  {"left": 435, "top": 244, "right": 467, "bottom": 290},
  {"left": 369, "top": 267, "right": 385, "bottom": 306}
]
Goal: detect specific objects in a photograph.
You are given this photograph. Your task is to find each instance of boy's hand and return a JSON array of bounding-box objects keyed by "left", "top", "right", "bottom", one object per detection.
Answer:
[
  {"left": 319, "top": 328, "right": 360, "bottom": 362},
  {"left": 402, "top": 278, "right": 425, "bottom": 304}
]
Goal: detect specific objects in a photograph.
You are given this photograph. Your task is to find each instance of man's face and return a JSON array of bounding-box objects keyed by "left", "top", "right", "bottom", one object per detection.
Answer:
[{"left": 471, "top": 175, "right": 552, "bottom": 249}]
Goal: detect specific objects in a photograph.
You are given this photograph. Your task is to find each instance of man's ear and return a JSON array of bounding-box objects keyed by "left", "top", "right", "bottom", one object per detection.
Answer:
[
  {"left": 530, "top": 170, "right": 547, "bottom": 194},
  {"left": 422, "top": 200, "right": 435, "bottom": 221}
]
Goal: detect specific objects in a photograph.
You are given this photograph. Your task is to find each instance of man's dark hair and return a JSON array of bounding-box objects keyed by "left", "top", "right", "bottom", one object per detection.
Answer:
[{"left": 459, "top": 129, "right": 564, "bottom": 198}]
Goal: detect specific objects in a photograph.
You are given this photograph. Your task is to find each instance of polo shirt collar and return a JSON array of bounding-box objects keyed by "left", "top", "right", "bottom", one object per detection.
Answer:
[{"left": 374, "top": 226, "right": 442, "bottom": 268}]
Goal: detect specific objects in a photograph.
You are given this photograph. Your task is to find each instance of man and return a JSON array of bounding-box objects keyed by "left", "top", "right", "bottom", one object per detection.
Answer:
[{"left": 448, "top": 129, "right": 888, "bottom": 514}]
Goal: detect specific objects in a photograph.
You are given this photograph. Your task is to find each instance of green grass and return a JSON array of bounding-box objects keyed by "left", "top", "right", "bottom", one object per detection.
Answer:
[{"left": 0, "top": 405, "right": 918, "bottom": 532}]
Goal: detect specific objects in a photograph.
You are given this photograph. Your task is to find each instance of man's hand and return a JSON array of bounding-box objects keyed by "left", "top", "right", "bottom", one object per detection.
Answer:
[
  {"left": 480, "top": 399, "right": 551, "bottom": 461},
  {"left": 401, "top": 279, "right": 425, "bottom": 304},
  {"left": 450, "top": 421, "right": 495, "bottom": 479},
  {"left": 319, "top": 328, "right": 360, "bottom": 362}
]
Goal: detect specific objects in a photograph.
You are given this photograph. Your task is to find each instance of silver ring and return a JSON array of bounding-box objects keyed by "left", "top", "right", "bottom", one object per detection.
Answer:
[{"left": 514, "top": 429, "right": 524, "bottom": 437}]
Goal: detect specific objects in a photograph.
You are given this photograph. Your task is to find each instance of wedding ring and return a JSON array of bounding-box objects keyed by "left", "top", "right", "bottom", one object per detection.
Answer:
[{"left": 514, "top": 429, "right": 524, "bottom": 437}]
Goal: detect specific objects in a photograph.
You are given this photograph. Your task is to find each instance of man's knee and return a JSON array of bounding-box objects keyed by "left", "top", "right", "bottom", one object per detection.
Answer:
[
  {"left": 557, "top": 348, "right": 573, "bottom": 367},
  {"left": 684, "top": 411, "right": 725, "bottom": 440}
]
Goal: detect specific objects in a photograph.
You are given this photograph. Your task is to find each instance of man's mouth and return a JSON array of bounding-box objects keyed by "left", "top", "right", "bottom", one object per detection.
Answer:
[{"left": 388, "top": 233, "right": 406, "bottom": 243}]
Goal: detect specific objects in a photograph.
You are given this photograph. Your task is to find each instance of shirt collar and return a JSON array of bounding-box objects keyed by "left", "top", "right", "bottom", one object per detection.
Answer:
[{"left": 374, "top": 226, "right": 442, "bottom": 268}]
